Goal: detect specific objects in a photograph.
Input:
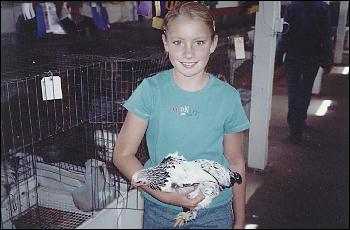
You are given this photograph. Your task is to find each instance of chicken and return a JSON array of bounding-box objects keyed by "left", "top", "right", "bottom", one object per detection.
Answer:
[
  {"left": 131, "top": 152, "right": 242, "bottom": 227},
  {"left": 1, "top": 160, "right": 16, "bottom": 204},
  {"left": 72, "top": 159, "right": 116, "bottom": 211}
]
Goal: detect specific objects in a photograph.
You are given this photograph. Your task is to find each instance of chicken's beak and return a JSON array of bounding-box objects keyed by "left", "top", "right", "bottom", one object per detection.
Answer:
[
  {"left": 135, "top": 181, "right": 144, "bottom": 186},
  {"left": 131, "top": 181, "right": 147, "bottom": 188}
]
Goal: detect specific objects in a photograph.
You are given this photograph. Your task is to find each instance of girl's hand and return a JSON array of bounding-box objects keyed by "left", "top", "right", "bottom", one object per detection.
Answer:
[
  {"left": 142, "top": 185, "right": 205, "bottom": 209},
  {"left": 170, "top": 186, "right": 205, "bottom": 209}
]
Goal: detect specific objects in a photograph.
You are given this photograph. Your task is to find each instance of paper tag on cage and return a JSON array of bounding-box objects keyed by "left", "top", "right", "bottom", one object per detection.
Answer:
[
  {"left": 234, "top": 36, "right": 245, "bottom": 59},
  {"left": 152, "top": 17, "right": 164, "bottom": 30},
  {"left": 41, "top": 76, "right": 63, "bottom": 100}
]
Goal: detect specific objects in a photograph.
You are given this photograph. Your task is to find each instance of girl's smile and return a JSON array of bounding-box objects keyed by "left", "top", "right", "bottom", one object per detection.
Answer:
[{"left": 180, "top": 62, "right": 198, "bottom": 68}]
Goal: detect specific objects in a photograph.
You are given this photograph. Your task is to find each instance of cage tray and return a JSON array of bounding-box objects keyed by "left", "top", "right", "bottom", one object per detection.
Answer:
[{"left": 12, "top": 206, "right": 91, "bottom": 229}]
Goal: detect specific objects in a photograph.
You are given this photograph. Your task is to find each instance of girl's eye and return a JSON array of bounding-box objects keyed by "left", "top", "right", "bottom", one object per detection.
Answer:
[
  {"left": 173, "top": 40, "right": 182, "bottom": 46},
  {"left": 195, "top": 40, "right": 205, "bottom": 46}
]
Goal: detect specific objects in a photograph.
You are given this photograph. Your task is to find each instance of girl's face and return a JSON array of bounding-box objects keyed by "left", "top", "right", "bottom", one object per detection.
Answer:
[{"left": 162, "top": 15, "right": 218, "bottom": 78}]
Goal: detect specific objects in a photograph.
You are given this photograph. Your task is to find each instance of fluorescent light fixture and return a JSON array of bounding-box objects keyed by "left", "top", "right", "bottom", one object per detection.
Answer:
[
  {"left": 342, "top": 67, "right": 349, "bottom": 75},
  {"left": 315, "top": 100, "right": 332, "bottom": 116}
]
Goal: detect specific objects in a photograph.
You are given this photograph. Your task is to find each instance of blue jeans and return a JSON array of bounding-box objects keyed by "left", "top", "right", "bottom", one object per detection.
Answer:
[
  {"left": 143, "top": 198, "right": 233, "bottom": 229},
  {"left": 285, "top": 63, "right": 319, "bottom": 136}
]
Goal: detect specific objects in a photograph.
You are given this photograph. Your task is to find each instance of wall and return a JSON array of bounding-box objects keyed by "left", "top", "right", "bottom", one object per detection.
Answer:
[
  {"left": 80, "top": 2, "right": 137, "bottom": 23},
  {"left": 1, "top": 3, "right": 21, "bottom": 34},
  {"left": 216, "top": 1, "right": 239, "bottom": 8}
]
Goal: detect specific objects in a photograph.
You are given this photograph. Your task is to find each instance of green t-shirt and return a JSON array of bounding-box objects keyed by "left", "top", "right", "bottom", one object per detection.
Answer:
[{"left": 123, "top": 68, "right": 250, "bottom": 210}]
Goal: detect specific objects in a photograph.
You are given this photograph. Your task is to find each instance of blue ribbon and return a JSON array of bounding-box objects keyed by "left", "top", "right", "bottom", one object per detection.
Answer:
[
  {"left": 91, "top": 3, "right": 109, "bottom": 30},
  {"left": 35, "top": 4, "right": 46, "bottom": 38}
]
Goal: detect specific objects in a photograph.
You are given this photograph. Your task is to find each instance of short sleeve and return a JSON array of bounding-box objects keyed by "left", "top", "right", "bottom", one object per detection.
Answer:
[
  {"left": 123, "top": 79, "right": 153, "bottom": 120},
  {"left": 224, "top": 90, "right": 250, "bottom": 133}
]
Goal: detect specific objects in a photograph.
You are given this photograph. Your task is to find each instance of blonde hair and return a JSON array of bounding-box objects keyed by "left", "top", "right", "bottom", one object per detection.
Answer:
[{"left": 162, "top": 2, "right": 216, "bottom": 39}]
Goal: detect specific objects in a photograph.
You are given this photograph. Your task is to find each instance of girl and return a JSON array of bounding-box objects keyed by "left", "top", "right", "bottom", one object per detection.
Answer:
[{"left": 113, "top": 2, "right": 249, "bottom": 229}]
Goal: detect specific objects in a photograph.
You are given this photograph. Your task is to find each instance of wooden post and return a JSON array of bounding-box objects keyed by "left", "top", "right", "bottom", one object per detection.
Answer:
[
  {"left": 334, "top": 1, "right": 349, "bottom": 64},
  {"left": 248, "top": 2, "right": 281, "bottom": 170}
]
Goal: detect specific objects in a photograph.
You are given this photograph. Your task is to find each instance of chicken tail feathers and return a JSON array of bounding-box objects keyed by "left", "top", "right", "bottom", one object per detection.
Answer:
[{"left": 229, "top": 170, "right": 242, "bottom": 186}]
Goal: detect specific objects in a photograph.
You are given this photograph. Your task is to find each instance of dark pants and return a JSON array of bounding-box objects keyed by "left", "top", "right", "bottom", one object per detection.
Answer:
[{"left": 285, "top": 63, "right": 320, "bottom": 137}]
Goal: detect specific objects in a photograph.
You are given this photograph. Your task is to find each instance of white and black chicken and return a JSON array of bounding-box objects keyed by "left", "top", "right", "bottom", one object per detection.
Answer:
[{"left": 131, "top": 152, "right": 242, "bottom": 227}]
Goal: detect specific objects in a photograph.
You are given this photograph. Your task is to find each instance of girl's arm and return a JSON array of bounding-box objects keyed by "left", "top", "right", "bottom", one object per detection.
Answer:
[
  {"left": 113, "top": 112, "right": 148, "bottom": 179},
  {"left": 223, "top": 132, "right": 246, "bottom": 229}
]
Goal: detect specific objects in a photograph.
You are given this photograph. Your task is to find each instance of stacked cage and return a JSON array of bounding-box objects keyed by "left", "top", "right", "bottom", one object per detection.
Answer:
[
  {"left": 1, "top": 40, "right": 170, "bottom": 228},
  {"left": 208, "top": 33, "right": 253, "bottom": 105}
]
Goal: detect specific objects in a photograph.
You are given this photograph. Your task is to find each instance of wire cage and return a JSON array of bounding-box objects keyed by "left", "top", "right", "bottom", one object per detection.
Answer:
[
  {"left": 1, "top": 42, "right": 169, "bottom": 228},
  {"left": 207, "top": 34, "right": 253, "bottom": 106}
]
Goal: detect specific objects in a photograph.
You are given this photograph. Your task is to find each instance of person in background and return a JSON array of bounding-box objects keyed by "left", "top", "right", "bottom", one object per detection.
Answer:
[
  {"left": 275, "top": 1, "right": 333, "bottom": 144},
  {"left": 113, "top": 2, "right": 249, "bottom": 229},
  {"left": 57, "top": 1, "right": 97, "bottom": 38}
]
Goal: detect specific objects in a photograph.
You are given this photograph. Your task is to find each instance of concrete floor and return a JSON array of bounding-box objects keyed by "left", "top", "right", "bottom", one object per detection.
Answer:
[{"left": 244, "top": 58, "right": 349, "bottom": 228}]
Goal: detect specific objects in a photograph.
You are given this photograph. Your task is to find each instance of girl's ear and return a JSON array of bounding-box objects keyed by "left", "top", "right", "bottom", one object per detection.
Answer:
[
  {"left": 162, "top": 34, "right": 169, "bottom": 52},
  {"left": 210, "top": 35, "right": 218, "bottom": 54}
]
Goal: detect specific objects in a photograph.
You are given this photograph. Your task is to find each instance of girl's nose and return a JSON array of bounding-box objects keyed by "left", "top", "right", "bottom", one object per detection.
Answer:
[{"left": 183, "top": 44, "right": 194, "bottom": 59}]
